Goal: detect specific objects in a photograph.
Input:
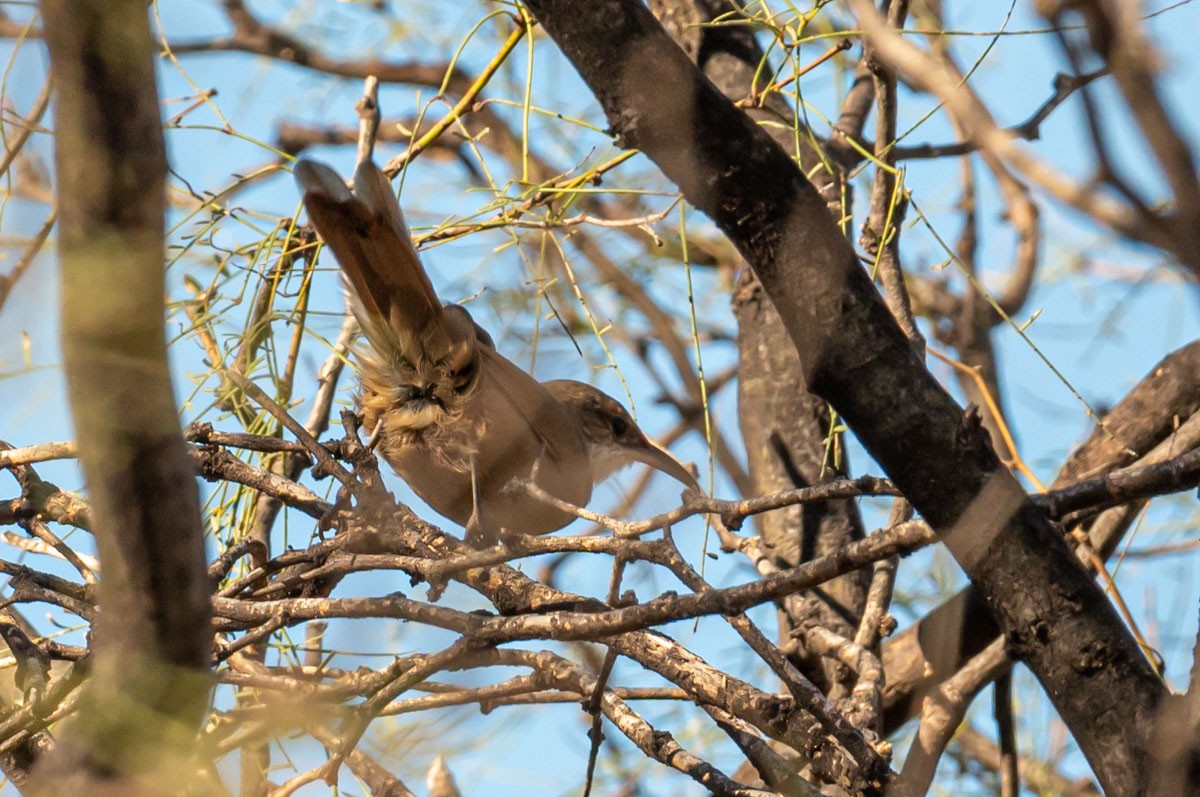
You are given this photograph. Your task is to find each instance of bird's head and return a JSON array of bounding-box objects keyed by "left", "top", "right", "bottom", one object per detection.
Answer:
[{"left": 544, "top": 380, "right": 697, "bottom": 489}]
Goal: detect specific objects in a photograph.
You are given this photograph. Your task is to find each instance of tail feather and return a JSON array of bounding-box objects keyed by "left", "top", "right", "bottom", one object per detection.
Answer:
[{"left": 295, "top": 159, "right": 463, "bottom": 364}]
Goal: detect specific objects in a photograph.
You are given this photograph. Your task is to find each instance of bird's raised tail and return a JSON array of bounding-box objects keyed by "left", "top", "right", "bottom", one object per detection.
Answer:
[{"left": 294, "top": 158, "right": 469, "bottom": 366}]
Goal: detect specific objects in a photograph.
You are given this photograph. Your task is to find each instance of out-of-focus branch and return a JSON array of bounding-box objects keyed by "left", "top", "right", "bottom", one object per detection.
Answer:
[
  {"left": 0, "top": 79, "right": 55, "bottom": 307},
  {"left": 858, "top": 3, "right": 1199, "bottom": 279},
  {"left": 1147, "top": 616, "right": 1200, "bottom": 795},
  {"left": 0, "top": 211, "right": 56, "bottom": 316},
  {"left": 172, "top": 0, "right": 467, "bottom": 88},
  {"left": 903, "top": 2, "right": 1038, "bottom": 452},
  {"left": 1061, "top": 1, "right": 1200, "bottom": 267},
  {"left": 30, "top": 1, "right": 213, "bottom": 792},
  {"left": 955, "top": 726, "right": 1102, "bottom": 797},
  {"left": 523, "top": 1, "right": 1164, "bottom": 792},
  {"left": 891, "top": 67, "right": 1108, "bottom": 162},
  {"left": 0, "top": 78, "right": 50, "bottom": 180},
  {"left": 897, "top": 638, "right": 1008, "bottom": 795}
]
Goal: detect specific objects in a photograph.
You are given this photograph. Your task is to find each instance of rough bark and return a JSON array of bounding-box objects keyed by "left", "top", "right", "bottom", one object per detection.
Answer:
[
  {"left": 519, "top": 2, "right": 1165, "bottom": 793},
  {"left": 650, "top": 0, "right": 870, "bottom": 693},
  {"left": 881, "top": 338, "right": 1200, "bottom": 732}
]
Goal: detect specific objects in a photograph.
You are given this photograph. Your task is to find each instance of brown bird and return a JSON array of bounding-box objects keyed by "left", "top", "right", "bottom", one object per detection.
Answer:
[{"left": 295, "top": 158, "right": 696, "bottom": 544}]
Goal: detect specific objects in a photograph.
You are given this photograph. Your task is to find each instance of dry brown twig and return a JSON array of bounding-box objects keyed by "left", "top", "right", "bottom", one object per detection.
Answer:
[{"left": 4, "top": 2, "right": 1200, "bottom": 794}]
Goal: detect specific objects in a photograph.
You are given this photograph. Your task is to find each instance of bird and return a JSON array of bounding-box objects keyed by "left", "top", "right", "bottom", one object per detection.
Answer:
[{"left": 294, "top": 157, "right": 697, "bottom": 545}]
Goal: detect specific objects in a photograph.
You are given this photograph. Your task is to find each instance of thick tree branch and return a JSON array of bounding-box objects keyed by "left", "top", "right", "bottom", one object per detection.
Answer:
[
  {"left": 649, "top": 0, "right": 871, "bottom": 697},
  {"left": 881, "top": 338, "right": 1200, "bottom": 733},
  {"left": 32, "top": 0, "right": 213, "bottom": 792},
  {"left": 517, "top": 2, "right": 1164, "bottom": 793}
]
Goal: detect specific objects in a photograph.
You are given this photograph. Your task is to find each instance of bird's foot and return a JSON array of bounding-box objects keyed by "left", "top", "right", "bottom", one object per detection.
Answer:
[{"left": 464, "top": 511, "right": 495, "bottom": 549}]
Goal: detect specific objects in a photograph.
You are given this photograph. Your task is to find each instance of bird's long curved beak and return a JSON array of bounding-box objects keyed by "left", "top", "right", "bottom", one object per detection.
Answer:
[{"left": 630, "top": 438, "right": 698, "bottom": 490}]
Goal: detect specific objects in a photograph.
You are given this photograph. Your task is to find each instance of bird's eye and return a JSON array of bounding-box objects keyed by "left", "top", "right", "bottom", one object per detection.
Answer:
[{"left": 609, "top": 415, "right": 628, "bottom": 436}]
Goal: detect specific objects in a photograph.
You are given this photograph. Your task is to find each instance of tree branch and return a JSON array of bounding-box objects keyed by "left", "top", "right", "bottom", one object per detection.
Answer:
[
  {"left": 519, "top": 2, "right": 1164, "bottom": 793},
  {"left": 32, "top": 0, "right": 213, "bottom": 791}
]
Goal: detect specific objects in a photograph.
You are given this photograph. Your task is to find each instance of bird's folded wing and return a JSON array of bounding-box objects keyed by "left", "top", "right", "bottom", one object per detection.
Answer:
[{"left": 477, "top": 345, "right": 579, "bottom": 466}]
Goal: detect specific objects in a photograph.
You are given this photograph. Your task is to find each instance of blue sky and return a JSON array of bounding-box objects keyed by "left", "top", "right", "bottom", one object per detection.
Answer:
[{"left": 2, "top": 1, "right": 1199, "bottom": 794}]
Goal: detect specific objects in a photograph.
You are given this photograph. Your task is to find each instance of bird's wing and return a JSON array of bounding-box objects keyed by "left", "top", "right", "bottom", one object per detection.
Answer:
[{"left": 477, "top": 346, "right": 583, "bottom": 467}]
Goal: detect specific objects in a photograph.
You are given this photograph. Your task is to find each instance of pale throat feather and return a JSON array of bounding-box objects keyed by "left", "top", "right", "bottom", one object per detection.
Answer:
[{"left": 587, "top": 443, "right": 639, "bottom": 484}]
